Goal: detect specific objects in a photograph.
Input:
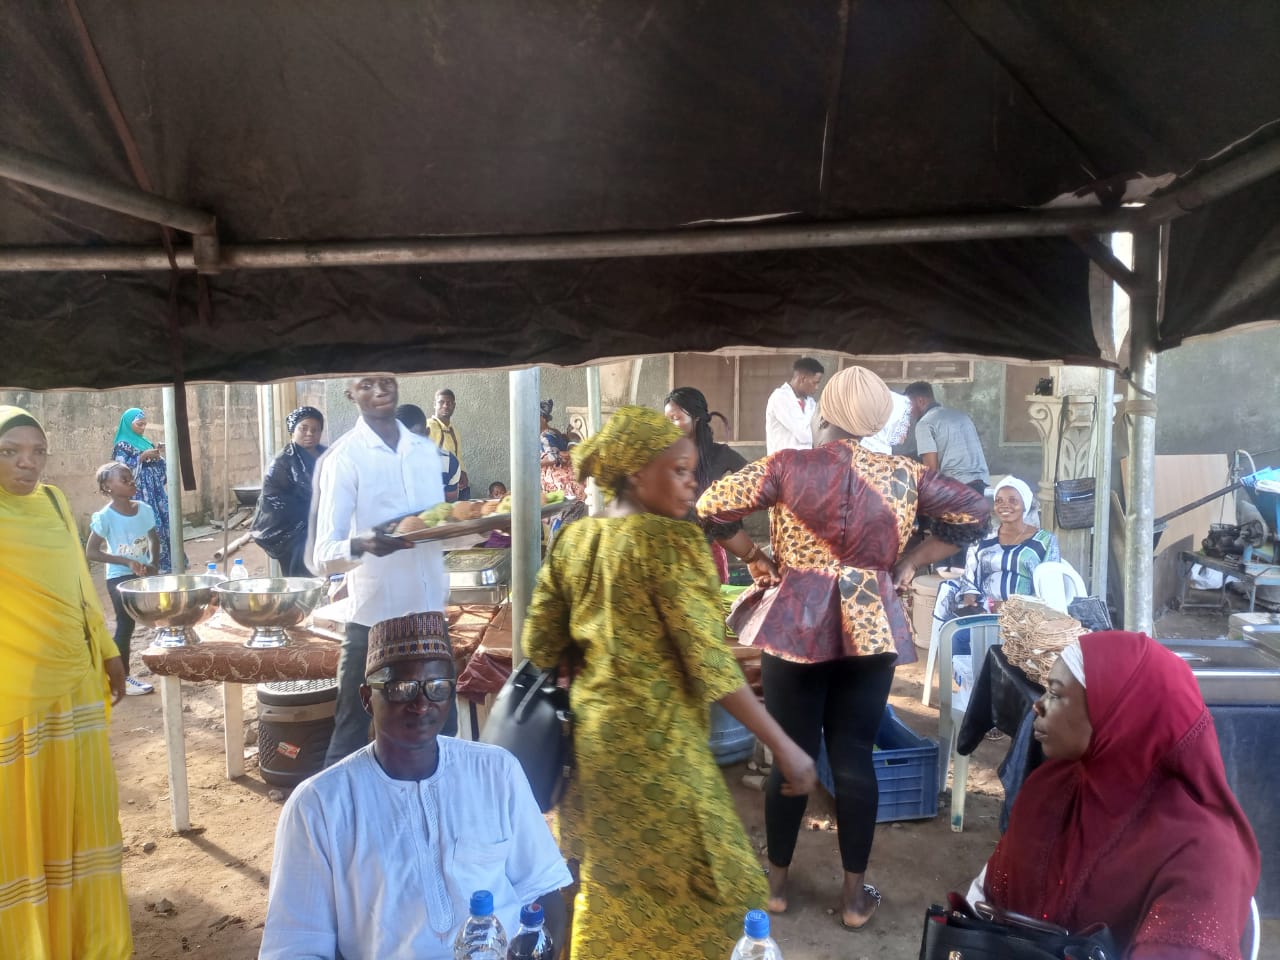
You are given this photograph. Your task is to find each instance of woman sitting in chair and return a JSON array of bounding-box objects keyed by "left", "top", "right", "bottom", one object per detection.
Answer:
[
  {"left": 957, "top": 476, "right": 1058, "bottom": 615},
  {"left": 964, "top": 631, "right": 1259, "bottom": 959}
]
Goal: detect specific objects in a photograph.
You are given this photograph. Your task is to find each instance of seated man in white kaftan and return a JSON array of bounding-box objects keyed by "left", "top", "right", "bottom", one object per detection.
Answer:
[{"left": 260, "top": 612, "right": 572, "bottom": 960}]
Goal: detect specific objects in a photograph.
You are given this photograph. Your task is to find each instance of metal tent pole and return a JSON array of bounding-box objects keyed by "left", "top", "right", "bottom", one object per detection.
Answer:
[
  {"left": 0, "top": 209, "right": 1136, "bottom": 273},
  {"left": 0, "top": 143, "right": 216, "bottom": 236},
  {"left": 221, "top": 384, "right": 230, "bottom": 575},
  {"left": 585, "top": 365, "right": 604, "bottom": 515},
  {"left": 1091, "top": 367, "right": 1116, "bottom": 597},
  {"left": 509, "top": 367, "right": 542, "bottom": 661},
  {"left": 1122, "top": 227, "right": 1162, "bottom": 634},
  {"left": 161, "top": 386, "right": 185, "bottom": 574},
  {"left": 2, "top": 134, "right": 1278, "bottom": 275}
]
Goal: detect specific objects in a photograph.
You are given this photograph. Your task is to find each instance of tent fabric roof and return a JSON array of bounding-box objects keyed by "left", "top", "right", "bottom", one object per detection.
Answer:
[{"left": 1, "top": 2, "right": 1278, "bottom": 389}]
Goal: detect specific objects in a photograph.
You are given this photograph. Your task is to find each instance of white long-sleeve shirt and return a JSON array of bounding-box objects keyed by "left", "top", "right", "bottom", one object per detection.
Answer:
[
  {"left": 260, "top": 741, "right": 573, "bottom": 960},
  {"left": 764, "top": 381, "right": 817, "bottom": 454},
  {"left": 308, "top": 417, "right": 447, "bottom": 626}
]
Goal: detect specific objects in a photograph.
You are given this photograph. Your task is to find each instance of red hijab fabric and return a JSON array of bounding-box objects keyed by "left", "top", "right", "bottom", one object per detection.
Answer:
[{"left": 984, "top": 632, "right": 1259, "bottom": 959}]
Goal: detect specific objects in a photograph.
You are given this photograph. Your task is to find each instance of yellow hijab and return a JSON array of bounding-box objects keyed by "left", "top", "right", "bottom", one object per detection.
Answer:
[{"left": 0, "top": 406, "right": 117, "bottom": 725}]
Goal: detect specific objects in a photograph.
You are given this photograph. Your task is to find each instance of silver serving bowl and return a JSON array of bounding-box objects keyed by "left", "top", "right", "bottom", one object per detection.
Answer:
[
  {"left": 212, "top": 577, "right": 326, "bottom": 648},
  {"left": 117, "top": 574, "right": 223, "bottom": 648}
]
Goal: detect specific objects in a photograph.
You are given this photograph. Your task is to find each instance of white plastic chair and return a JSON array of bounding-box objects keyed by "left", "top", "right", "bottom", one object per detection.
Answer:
[
  {"left": 922, "top": 577, "right": 965, "bottom": 706},
  {"left": 1033, "top": 560, "right": 1087, "bottom": 613},
  {"left": 936, "top": 613, "right": 1001, "bottom": 832},
  {"left": 1243, "top": 896, "right": 1260, "bottom": 960}
]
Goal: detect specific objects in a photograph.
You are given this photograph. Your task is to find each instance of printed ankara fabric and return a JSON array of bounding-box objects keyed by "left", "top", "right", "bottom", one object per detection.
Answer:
[
  {"left": 960, "top": 527, "right": 1059, "bottom": 608},
  {"left": 984, "top": 632, "right": 1259, "bottom": 958},
  {"left": 698, "top": 441, "right": 988, "bottom": 664},
  {"left": 522, "top": 514, "right": 767, "bottom": 959}
]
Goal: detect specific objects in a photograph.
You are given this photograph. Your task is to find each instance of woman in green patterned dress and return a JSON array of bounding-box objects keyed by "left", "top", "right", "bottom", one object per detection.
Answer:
[{"left": 523, "top": 406, "right": 816, "bottom": 960}]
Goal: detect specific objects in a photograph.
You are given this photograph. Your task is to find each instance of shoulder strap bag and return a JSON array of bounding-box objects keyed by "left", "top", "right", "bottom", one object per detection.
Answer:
[
  {"left": 480, "top": 657, "right": 574, "bottom": 812},
  {"left": 1053, "top": 397, "right": 1097, "bottom": 530}
]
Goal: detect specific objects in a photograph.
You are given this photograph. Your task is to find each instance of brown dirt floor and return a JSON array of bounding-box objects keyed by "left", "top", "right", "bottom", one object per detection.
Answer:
[{"left": 100, "top": 536, "right": 1278, "bottom": 958}]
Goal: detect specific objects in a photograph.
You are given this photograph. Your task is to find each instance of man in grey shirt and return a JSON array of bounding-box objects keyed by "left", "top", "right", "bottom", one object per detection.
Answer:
[{"left": 904, "top": 381, "right": 988, "bottom": 494}]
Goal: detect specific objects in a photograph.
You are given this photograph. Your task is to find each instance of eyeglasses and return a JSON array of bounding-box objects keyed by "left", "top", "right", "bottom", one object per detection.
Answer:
[{"left": 368, "top": 678, "right": 456, "bottom": 703}]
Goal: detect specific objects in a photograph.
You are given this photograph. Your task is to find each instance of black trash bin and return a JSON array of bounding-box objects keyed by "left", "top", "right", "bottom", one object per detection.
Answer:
[{"left": 256, "top": 679, "right": 338, "bottom": 788}]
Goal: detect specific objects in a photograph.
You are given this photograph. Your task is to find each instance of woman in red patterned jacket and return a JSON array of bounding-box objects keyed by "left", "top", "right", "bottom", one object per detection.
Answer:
[{"left": 698, "top": 365, "right": 988, "bottom": 931}]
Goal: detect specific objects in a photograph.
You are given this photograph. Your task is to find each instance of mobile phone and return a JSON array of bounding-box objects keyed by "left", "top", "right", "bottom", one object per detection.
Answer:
[{"left": 974, "top": 902, "right": 1069, "bottom": 936}]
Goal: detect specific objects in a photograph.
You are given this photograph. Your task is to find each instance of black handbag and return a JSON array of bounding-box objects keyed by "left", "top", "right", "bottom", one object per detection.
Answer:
[
  {"left": 919, "top": 902, "right": 1117, "bottom": 960},
  {"left": 480, "top": 658, "right": 573, "bottom": 812},
  {"left": 1053, "top": 397, "right": 1097, "bottom": 530}
]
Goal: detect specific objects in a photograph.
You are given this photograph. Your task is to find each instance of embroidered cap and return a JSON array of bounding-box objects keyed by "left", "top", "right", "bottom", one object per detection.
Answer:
[{"left": 365, "top": 612, "right": 452, "bottom": 677}]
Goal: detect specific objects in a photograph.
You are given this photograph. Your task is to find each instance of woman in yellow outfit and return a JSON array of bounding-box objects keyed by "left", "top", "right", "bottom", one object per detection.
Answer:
[
  {"left": 0, "top": 406, "right": 131, "bottom": 959},
  {"left": 523, "top": 406, "right": 817, "bottom": 959}
]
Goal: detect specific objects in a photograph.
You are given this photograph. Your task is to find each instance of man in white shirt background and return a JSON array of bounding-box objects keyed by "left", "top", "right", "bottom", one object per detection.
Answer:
[
  {"left": 765, "top": 356, "right": 825, "bottom": 454},
  {"left": 260, "top": 612, "right": 571, "bottom": 960},
  {"left": 309, "top": 374, "right": 454, "bottom": 765}
]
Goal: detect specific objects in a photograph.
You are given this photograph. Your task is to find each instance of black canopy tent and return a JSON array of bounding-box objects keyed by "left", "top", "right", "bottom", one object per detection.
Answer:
[{"left": 2, "top": 1, "right": 1280, "bottom": 635}]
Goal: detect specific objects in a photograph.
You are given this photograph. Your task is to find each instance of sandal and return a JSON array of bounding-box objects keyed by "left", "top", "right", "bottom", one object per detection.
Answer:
[{"left": 839, "top": 883, "right": 882, "bottom": 930}]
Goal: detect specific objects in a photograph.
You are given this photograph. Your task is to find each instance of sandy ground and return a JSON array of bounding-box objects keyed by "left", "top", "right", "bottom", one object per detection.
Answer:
[{"left": 99, "top": 537, "right": 1278, "bottom": 958}]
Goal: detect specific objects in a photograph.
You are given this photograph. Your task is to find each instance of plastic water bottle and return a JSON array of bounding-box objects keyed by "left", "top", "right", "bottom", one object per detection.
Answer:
[
  {"left": 453, "top": 890, "right": 508, "bottom": 960},
  {"left": 506, "top": 902, "right": 553, "bottom": 960},
  {"left": 730, "top": 910, "right": 783, "bottom": 960},
  {"left": 207, "top": 562, "right": 228, "bottom": 625},
  {"left": 230, "top": 558, "right": 249, "bottom": 580}
]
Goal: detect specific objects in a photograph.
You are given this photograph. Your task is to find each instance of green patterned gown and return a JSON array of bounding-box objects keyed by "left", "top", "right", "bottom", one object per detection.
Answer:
[{"left": 523, "top": 514, "right": 768, "bottom": 959}]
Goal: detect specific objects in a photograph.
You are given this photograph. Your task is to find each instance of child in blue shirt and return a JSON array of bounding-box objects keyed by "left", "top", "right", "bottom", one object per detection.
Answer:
[{"left": 86, "top": 462, "right": 160, "bottom": 696}]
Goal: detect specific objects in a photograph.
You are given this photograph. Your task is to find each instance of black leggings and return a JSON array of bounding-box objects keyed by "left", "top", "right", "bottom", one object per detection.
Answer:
[
  {"left": 762, "top": 652, "right": 896, "bottom": 873},
  {"left": 105, "top": 576, "right": 137, "bottom": 670}
]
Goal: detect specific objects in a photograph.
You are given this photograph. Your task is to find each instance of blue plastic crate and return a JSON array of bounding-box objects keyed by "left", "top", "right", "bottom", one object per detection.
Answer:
[{"left": 816, "top": 706, "right": 939, "bottom": 822}]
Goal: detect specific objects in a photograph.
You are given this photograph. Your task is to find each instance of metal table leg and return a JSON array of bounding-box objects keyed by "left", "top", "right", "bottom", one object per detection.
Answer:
[
  {"left": 223, "top": 681, "right": 245, "bottom": 779},
  {"left": 159, "top": 675, "right": 191, "bottom": 832}
]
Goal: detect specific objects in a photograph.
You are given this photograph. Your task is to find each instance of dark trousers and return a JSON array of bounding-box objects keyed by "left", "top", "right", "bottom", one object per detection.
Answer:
[
  {"left": 105, "top": 576, "right": 137, "bottom": 670},
  {"left": 762, "top": 652, "right": 896, "bottom": 873},
  {"left": 324, "top": 620, "right": 458, "bottom": 767},
  {"left": 281, "top": 539, "right": 312, "bottom": 578}
]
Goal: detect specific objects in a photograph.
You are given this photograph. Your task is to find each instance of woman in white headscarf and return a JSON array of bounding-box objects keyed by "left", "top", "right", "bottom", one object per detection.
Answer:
[{"left": 957, "top": 475, "right": 1059, "bottom": 614}]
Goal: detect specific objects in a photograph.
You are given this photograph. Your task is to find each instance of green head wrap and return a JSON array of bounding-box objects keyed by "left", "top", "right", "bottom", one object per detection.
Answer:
[{"left": 572, "top": 405, "right": 684, "bottom": 499}]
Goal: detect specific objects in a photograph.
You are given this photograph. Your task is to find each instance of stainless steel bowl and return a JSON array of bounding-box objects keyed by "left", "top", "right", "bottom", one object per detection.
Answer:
[
  {"left": 117, "top": 574, "right": 223, "bottom": 648},
  {"left": 212, "top": 577, "right": 326, "bottom": 648}
]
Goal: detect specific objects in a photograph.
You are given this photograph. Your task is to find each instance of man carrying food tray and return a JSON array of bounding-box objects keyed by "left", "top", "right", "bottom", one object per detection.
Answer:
[{"left": 308, "top": 374, "right": 456, "bottom": 765}]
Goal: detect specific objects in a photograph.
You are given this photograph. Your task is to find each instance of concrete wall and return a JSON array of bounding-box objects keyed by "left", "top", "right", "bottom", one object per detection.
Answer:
[
  {"left": 1154, "top": 325, "right": 1280, "bottom": 469},
  {"left": 0, "top": 384, "right": 263, "bottom": 533}
]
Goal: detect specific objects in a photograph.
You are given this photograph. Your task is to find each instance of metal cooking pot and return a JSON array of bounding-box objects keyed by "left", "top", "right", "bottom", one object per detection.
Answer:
[{"left": 232, "top": 484, "right": 262, "bottom": 507}]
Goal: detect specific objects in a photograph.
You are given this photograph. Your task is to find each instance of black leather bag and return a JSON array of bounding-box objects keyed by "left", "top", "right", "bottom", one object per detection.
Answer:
[
  {"left": 919, "top": 903, "right": 1117, "bottom": 960},
  {"left": 1053, "top": 397, "right": 1097, "bottom": 530},
  {"left": 480, "top": 658, "right": 573, "bottom": 812}
]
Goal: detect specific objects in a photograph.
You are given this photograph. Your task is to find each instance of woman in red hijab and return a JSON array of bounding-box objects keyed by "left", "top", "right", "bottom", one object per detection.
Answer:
[{"left": 973, "top": 631, "right": 1259, "bottom": 959}]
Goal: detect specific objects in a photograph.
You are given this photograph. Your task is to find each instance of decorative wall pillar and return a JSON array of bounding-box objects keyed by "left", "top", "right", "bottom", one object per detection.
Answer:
[{"left": 1026, "top": 393, "right": 1097, "bottom": 580}]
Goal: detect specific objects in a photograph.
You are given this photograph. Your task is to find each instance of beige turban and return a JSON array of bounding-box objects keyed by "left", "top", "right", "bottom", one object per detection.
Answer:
[{"left": 819, "top": 366, "right": 893, "bottom": 439}]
